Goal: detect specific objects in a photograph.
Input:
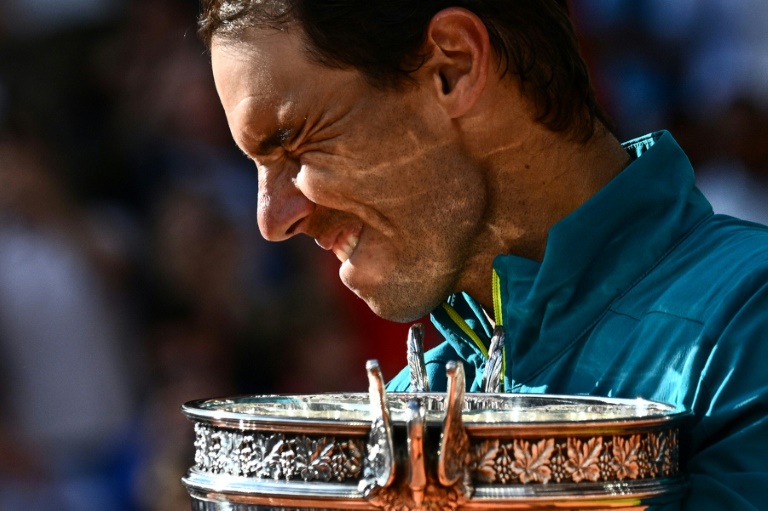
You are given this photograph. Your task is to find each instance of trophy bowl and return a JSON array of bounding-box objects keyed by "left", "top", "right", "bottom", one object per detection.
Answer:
[{"left": 181, "top": 361, "right": 688, "bottom": 510}]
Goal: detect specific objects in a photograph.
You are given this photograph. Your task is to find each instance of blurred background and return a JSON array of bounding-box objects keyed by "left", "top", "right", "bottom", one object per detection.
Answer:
[{"left": 0, "top": 1, "right": 766, "bottom": 509}]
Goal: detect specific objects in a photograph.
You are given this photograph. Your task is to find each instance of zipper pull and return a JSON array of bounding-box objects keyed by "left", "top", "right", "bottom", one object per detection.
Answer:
[
  {"left": 406, "top": 323, "right": 430, "bottom": 392},
  {"left": 481, "top": 326, "right": 505, "bottom": 393}
]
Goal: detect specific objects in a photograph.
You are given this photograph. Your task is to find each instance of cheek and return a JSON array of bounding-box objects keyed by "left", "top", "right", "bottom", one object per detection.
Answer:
[
  {"left": 293, "top": 154, "right": 348, "bottom": 203},
  {"left": 295, "top": 150, "right": 408, "bottom": 207},
  {"left": 294, "top": 116, "right": 473, "bottom": 220}
]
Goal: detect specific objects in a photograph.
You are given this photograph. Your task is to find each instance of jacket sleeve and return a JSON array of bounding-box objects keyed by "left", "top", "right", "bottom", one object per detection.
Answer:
[{"left": 681, "top": 282, "right": 768, "bottom": 509}]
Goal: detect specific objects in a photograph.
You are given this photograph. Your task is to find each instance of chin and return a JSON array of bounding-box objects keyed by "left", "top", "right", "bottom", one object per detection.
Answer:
[
  {"left": 340, "top": 256, "right": 450, "bottom": 322},
  {"left": 351, "top": 281, "right": 441, "bottom": 323},
  {"left": 366, "top": 300, "right": 427, "bottom": 323}
]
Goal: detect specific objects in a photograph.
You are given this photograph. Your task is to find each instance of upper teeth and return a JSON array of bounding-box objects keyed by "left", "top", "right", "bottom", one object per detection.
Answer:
[{"left": 334, "top": 233, "right": 359, "bottom": 262}]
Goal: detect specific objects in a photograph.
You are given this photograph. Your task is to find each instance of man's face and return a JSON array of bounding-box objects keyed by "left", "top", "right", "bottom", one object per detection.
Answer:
[{"left": 211, "top": 29, "right": 488, "bottom": 321}]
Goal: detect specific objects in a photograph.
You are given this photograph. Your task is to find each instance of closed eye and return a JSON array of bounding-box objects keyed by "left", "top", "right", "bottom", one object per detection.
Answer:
[{"left": 257, "top": 127, "right": 295, "bottom": 156}]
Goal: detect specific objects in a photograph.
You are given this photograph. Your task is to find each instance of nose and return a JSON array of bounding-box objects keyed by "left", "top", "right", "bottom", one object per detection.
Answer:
[{"left": 257, "top": 163, "right": 315, "bottom": 241}]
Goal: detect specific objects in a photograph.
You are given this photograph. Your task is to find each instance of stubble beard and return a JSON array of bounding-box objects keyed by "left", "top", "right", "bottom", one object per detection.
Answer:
[
  {"left": 345, "top": 155, "right": 488, "bottom": 323},
  {"left": 351, "top": 262, "right": 460, "bottom": 323},
  {"left": 347, "top": 222, "right": 482, "bottom": 323}
]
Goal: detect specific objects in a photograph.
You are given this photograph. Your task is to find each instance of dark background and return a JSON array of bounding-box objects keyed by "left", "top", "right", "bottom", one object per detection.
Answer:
[{"left": 0, "top": 1, "right": 766, "bottom": 509}]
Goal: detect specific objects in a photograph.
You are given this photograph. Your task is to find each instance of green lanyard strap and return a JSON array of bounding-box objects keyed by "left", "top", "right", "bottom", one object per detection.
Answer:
[
  {"left": 440, "top": 269, "right": 507, "bottom": 391},
  {"left": 492, "top": 269, "right": 507, "bottom": 384}
]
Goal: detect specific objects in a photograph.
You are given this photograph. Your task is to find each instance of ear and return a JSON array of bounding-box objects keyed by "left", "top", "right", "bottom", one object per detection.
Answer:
[{"left": 419, "top": 8, "right": 491, "bottom": 119}]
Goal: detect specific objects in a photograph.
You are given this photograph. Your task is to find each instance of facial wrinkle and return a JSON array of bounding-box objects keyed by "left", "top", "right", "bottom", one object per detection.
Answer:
[{"left": 296, "top": 177, "right": 397, "bottom": 239}]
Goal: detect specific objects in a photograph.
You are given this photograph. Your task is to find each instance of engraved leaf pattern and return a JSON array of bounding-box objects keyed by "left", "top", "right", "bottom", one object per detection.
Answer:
[
  {"left": 192, "top": 423, "right": 681, "bottom": 490},
  {"left": 511, "top": 439, "right": 555, "bottom": 483},
  {"left": 192, "top": 425, "right": 364, "bottom": 482},
  {"left": 647, "top": 431, "right": 666, "bottom": 478},
  {"left": 470, "top": 440, "right": 500, "bottom": 483},
  {"left": 663, "top": 429, "right": 679, "bottom": 476},
  {"left": 302, "top": 437, "right": 336, "bottom": 482},
  {"left": 565, "top": 437, "right": 603, "bottom": 482},
  {"left": 261, "top": 435, "right": 288, "bottom": 480},
  {"left": 313, "top": 448, "right": 335, "bottom": 481},
  {"left": 338, "top": 439, "right": 364, "bottom": 480},
  {"left": 209, "top": 430, "right": 238, "bottom": 474},
  {"left": 611, "top": 434, "right": 642, "bottom": 480},
  {"left": 193, "top": 423, "right": 208, "bottom": 468},
  {"left": 464, "top": 433, "right": 678, "bottom": 485},
  {"left": 237, "top": 434, "right": 258, "bottom": 476}
]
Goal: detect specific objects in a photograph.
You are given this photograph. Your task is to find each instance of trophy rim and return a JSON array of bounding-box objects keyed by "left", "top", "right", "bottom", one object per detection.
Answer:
[{"left": 181, "top": 391, "right": 688, "bottom": 434}]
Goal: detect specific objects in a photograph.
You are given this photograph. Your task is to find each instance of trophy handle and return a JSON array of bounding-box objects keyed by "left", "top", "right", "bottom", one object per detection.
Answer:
[
  {"left": 405, "top": 399, "right": 427, "bottom": 507},
  {"left": 359, "top": 360, "right": 396, "bottom": 495},
  {"left": 362, "top": 360, "right": 474, "bottom": 510},
  {"left": 438, "top": 361, "right": 471, "bottom": 488}
]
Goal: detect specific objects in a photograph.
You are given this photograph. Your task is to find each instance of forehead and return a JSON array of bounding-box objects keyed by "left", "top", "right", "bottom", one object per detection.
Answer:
[
  {"left": 211, "top": 30, "right": 302, "bottom": 119},
  {"left": 211, "top": 29, "right": 364, "bottom": 141}
]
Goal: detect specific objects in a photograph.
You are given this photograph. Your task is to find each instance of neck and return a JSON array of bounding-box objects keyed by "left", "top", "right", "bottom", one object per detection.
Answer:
[{"left": 457, "top": 122, "right": 631, "bottom": 313}]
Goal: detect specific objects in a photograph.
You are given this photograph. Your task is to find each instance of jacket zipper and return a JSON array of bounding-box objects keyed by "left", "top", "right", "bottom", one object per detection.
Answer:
[
  {"left": 492, "top": 269, "right": 507, "bottom": 388},
  {"left": 439, "top": 269, "right": 507, "bottom": 391}
]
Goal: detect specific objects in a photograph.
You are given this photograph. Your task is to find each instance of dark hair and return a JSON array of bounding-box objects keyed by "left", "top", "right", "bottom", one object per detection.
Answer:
[{"left": 199, "top": 0, "right": 612, "bottom": 141}]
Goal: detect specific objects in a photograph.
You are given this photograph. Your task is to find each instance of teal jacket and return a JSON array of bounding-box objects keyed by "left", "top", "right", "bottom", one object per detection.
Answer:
[{"left": 387, "top": 131, "right": 768, "bottom": 509}]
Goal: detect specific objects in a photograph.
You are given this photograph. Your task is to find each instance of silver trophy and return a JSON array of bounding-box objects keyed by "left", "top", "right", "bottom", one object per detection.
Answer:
[{"left": 181, "top": 323, "right": 687, "bottom": 510}]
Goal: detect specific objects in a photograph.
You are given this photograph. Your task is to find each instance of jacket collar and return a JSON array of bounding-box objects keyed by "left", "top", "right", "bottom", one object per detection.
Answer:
[{"left": 432, "top": 131, "right": 713, "bottom": 388}]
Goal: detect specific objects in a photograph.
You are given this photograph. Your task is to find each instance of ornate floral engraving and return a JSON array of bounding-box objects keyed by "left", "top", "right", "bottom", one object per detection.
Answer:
[
  {"left": 550, "top": 444, "right": 568, "bottom": 483},
  {"left": 663, "top": 430, "right": 679, "bottom": 477},
  {"left": 330, "top": 441, "right": 364, "bottom": 481},
  {"left": 493, "top": 443, "right": 516, "bottom": 484},
  {"left": 470, "top": 440, "right": 500, "bottom": 484},
  {"left": 611, "top": 434, "right": 642, "bottom": 480},
  {"left": 565, "top": 437, "right": 602, "bottom": 482},
  {"left": 511, "top": 438, "right": 555, "bottom": 483},
  {"left": 468, "top": 429, "right": 679, "bottom": 485},
  {"left": 193, "top": 424, "right": 363, "bottom": 482},
  {"left": 194, "top": 427, "right": 680, "bottom": 492},
  {"left": 597, "top": 440, "right": 616, "bottom": 481}
]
